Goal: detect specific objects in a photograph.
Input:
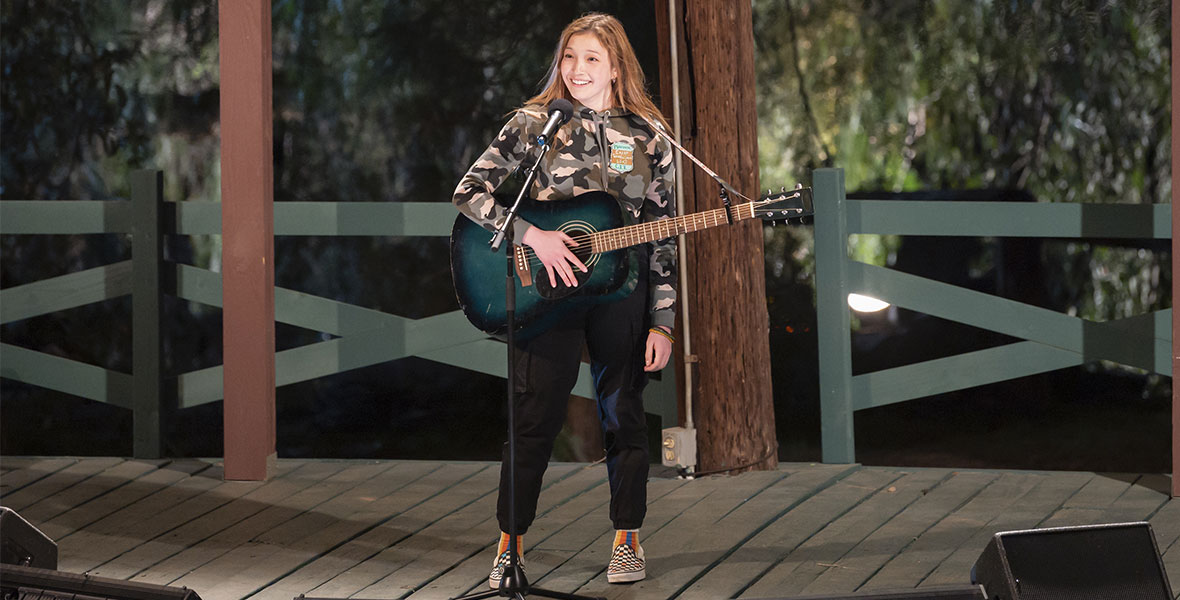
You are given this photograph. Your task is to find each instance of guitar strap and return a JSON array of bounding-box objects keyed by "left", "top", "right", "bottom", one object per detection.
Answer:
[{"left": 638, "top": 114, "right": 754, "bottom": 204}]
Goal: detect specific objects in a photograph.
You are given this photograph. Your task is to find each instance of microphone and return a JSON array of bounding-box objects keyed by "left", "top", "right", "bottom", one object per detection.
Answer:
[{"left": 536, "top": 98, "right": 574, "bottom": 146}]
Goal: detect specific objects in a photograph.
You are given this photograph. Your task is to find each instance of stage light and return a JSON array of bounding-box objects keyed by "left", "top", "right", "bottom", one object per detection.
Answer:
[{"left": 848, "top": 293, "right": 889, "bottom": 313}]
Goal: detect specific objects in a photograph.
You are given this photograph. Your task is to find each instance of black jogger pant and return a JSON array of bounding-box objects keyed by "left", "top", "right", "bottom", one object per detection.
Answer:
[{"left": 496, "top": 266, "right": 650, "bottom": 534}]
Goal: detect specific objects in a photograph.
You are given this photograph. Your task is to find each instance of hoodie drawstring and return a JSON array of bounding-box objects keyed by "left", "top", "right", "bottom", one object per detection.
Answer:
[{"left": 595, "top": 112, "right": 610, "bottom": 190}]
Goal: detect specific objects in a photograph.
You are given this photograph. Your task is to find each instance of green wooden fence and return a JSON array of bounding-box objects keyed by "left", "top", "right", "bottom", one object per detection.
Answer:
[
  {"left": 813, "top": 167, "right": 1172, "bottom": 463},
  {"left": 0, "top": 170, "right": 678, "bottom": 458}
]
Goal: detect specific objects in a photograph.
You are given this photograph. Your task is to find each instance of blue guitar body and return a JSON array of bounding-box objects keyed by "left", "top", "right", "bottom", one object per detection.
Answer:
[{"left": 450, "top": 191, "right": 640, "bottom": 338}]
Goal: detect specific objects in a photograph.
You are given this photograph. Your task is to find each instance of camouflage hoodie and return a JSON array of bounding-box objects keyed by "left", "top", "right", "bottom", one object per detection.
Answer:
[{"left": 452, "top": 103, "right": 678, "bottom": 330}]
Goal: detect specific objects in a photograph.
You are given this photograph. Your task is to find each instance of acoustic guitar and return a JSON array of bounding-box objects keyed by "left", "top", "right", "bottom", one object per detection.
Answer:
[{"left": 450, "top": 187, "right": 812, "bottom": 338}]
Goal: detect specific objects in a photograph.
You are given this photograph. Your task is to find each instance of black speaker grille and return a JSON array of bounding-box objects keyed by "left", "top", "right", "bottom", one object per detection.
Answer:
[{"left": 1000, "top": 525, "right": 1170, "bottom": 600}]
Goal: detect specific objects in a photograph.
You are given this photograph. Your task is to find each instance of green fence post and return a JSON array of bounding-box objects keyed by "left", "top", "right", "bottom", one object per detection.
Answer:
[
  {"left": 131, "top": 170, "right": 164, "bottom": 458},
  {"left": 813, "top": 168, "right": 855, "bottom": 463}
]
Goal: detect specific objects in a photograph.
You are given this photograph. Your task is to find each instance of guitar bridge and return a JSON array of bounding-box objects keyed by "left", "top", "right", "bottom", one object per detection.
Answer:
[{"left": 514, "top": 245, "right": 533, "bottom": 287}]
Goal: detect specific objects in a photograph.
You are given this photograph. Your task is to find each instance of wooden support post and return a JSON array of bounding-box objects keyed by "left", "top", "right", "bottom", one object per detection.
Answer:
[
  {"left": 813, "top": 168, "right": 855, "bottom": 464},
  {"left": 219, "top": 0, "right": 276, "bottom": 481},
  {"left": 130, "top": 170, "right": 164, "bottom": 459},
  {"left": 1171, "top": 0, "right": 1179, "bottom": 498},
  {"left": 655, "top": 0, "right": 778, "bottom": 474}
]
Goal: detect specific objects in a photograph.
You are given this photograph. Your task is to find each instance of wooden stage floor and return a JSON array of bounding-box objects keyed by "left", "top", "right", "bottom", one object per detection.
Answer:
[{"left": 1, "top": 457, "right": 1178, "bottom": 599}]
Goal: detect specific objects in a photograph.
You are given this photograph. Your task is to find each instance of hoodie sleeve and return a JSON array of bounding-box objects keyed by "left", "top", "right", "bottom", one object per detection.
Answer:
[
  {"left": 644, "top": 134, "right": 678, "bottom": 330},
  {"left": 452, "top": 111, "right": 536, "bottom": 244}
]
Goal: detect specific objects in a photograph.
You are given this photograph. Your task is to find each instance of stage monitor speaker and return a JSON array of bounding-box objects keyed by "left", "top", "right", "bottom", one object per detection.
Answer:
[
  {"left": 0, "top": 507, "right": 57, "bottom": 570},
  {"left": 972, "top": 521, "right": 1173, "bottom": 600},
  {"left": 766, "top": 584, "right": 986, "bottom": 599},
  {"left": 0, "top": 564, "right": 202, "bottom": 600}
]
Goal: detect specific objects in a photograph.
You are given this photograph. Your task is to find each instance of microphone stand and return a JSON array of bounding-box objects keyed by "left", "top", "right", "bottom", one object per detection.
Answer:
[{"left": 455, "top": 132, "right": 605, "bottom": 600}]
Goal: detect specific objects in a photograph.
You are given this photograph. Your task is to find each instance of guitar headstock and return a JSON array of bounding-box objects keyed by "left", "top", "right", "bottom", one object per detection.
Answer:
[{"left": 752, "top": 185, "right": 813, "bottom": 223}]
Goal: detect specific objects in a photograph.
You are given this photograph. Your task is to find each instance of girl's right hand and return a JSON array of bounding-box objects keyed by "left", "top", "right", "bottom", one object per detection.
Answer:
[{"left": 521, "top": 227, "right": 587, "bottom": 288}]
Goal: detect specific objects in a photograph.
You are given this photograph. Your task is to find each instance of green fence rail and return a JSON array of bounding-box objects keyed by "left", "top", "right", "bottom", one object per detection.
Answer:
[
  {"left": 0, "top": 170, "right": 678, "bottom": 458},
  {"left": 813, "top": 167, "right": 1172, "bottom": 463}
]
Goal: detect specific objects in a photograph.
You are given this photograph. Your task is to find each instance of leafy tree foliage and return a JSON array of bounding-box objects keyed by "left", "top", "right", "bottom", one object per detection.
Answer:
[
  {"left": 754, "top": 0, "right": 1172, "bottom": 469},
  {"left": 756, "top": 0, "right": 1170, "bottom": 315}
]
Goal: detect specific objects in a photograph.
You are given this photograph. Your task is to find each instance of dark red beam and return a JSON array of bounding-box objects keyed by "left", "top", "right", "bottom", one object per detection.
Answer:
[{"left": 219, "top": 0, "right": 276, "bottom": 481}]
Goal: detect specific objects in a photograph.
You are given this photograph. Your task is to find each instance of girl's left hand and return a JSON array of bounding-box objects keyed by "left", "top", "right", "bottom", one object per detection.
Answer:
[{"left": 644, "top": 329, "right": 672, "bottom": 372}]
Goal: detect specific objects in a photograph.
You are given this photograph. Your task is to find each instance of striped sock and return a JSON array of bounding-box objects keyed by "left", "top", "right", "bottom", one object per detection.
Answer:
[
  {"left": 498, "top": 531, "right": 523, "bottom": 556},
  {"left": 613, "top": 529, "right": 639, "bottom": 550}
]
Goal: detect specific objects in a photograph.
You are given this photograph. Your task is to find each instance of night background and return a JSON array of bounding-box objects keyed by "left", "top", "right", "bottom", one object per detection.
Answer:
[{"left": 0, "top": 0, "right": 1172, "bottom": 473}]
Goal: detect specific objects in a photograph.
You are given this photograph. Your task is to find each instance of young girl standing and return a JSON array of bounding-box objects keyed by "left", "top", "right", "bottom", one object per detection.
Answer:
[{"left": 452, "top": 12, "right": 677, "bottom": 586}]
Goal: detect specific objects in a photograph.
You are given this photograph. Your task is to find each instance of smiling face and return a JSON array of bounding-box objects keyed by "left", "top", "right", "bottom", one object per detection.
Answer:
[{"left": 560, "top": 32, "right": 617, "bottom": 112}]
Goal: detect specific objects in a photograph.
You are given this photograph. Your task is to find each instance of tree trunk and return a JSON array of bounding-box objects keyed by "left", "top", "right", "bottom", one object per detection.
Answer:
[{"left": 655, "top": 0, "right": 777, "bottom": 473}]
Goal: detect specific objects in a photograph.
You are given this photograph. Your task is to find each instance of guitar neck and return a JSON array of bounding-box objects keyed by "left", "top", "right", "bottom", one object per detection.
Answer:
[{"left": 592, "top": 202, "right": 756, "bottom": 253}]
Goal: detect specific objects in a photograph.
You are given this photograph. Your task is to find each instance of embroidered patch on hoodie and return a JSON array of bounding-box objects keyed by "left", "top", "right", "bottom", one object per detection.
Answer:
[{"left": 609, "top": 141, "right": 634, "bottom": 173}]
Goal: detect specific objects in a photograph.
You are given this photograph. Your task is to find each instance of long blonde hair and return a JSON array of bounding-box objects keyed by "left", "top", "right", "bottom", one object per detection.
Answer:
[{"left": 522, "top": 13, "right": 672, "bottom": 133}]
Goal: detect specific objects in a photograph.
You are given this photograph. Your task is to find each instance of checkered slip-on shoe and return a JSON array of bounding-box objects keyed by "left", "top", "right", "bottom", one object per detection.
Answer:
[
  {"left": 607, "top": 542, "right": 645, "bottom": 583},
  {"left": 488, "top": 551, "right": 525, "bottom": 589}
]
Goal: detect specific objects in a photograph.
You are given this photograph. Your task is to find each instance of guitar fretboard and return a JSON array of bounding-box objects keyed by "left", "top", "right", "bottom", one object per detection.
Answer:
[{"left": 591, "top": 203, "right": 754, "bottom": 253}]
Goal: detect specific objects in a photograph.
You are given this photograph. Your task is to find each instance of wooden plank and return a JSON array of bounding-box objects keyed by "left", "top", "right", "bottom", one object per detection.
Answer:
[
  {"left": 39, "top": 461, "right": 197, "bottom": 542},
  {"left": 131, "top": 170, "right": 165, "bottom": 459},
  {"left": 134, "top": 460, "right": 382, "bottom": 586},
  {"left": 0, "top": 261, "right": 133, "bottom": 325},
  {"left": 849, "top": 262, "right": 1082, "bottom": 352},
  {"left": 527, "top": 471, "right": 733, "bottom": 598},
  {"left": 171, "top": 200, "right": 221, "bottom": 235},
  {"left": 845, "top": 199, "right": 1170, "bottom": 239},
  {"left": 55, "top": 460, "right": 223, "bottom": 573},
  {"left": 0, "top": 344, "right": 134, "bottom": 407},
  {"left": 921, "top": 471, "right": 1093, "bottom": 586},
  {"left": 1040, "top": 472, "right": 1136, "bottom": 527},
  {"left": 739, "top": 469, "right": 951, "bottom": 597},
  {"left": 513, "top": 467, "right": 695, "bottom": 596},
  {"left": 1147, "top": 493, "right": 1180, "bottom": 553},
  {"left": 419, "top": 466, "right": 693, "bottom": 600},
  {"left": 295, "top": 464, "right": 505, "bottom": 599},
  {"left": 18, "top": 458, "right": 1173, "bottom": 600},
  {"left": 358, "top": 463, "right": 592, "bottom": 599},
  {"left": 2, "top": 457, "right": 130, "bottom": 513},
  {"left": 852, "top": 265, "right": 1170, "bottom": 377},
  {"left": 613, "top": 467, "right": 855, "bottom": 600},
  {"left": 171, "top": 201, "right": 474, "bottom": 237},
  {"left": 852, "top": 342, "right": 1082, "bottom": 410},
  {"left": 800, "top": 471, "right": 998, "bottom": 595},
  {"left": 396, "top": 464, "right": 606, "bottom": 600},
  {"left": 0, "top": 457, "right": 78, "bottom": 496},
  {"left": 1163, "top": 544, "right": 1180, "bottom": 599},
  {"left": 683, "top": 466, "right": 897, "bottom": 600},
  {"left": 174, "top": 315, "right": 506, "bottom": 410},
  {"left": 813, "top": 168, "right": 855, "bottom": 463},
  {"left": 0, "top": 200, "right": 130, "bottom": 234},
  {"left": 542, "top": 469, "right": 785, "bottom": 599},
  {"left": 172, "top": 460, "right": 435, "bottom": 599},
  {"left": 863, "top": 470, "right": 1043, "bottom": 591},
  {"left": 89, "top": 460, "right": 319, "bottom": 580},
  {"left": 218, "top": 0, "right": 276, "bottom": 482},
  {"left": 249, "top": 462, "right": 496, "bottom": 600},
  {"left": 1098, "top": 474, "right": 1170, "bottom": 524},
  {"left": 1161, "top": 515, "right": 1180, "bottom": 596},
  {"left": 272, "top": 202, "right": 456, "bottom": 237},
  {"left": 1172, "top": 0, "right": 1179, "bottom": 497}
]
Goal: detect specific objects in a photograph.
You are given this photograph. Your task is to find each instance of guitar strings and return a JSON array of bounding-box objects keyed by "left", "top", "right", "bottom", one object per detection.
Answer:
[
  {"left": 511, "top": 206, "right": 745, "bottom": 266},
  {"left": 504, "top": 190, "right": 800, "bottom": 268}
]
